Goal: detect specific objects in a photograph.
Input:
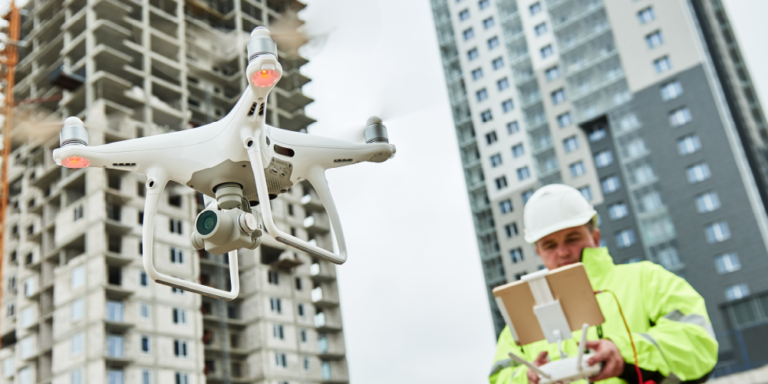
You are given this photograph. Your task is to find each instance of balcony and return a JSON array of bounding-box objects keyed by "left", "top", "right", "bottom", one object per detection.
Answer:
[
  {"left": 311, "top": 285, "right": 339, "bottom": 308},
  {"left": 104, "top": 334, "right": 133, "bottom": 366},
  {"left": 304, "top": 213, "right": 331, "bottom": 234},
  {"left": 321, "top": 360, "right": 349, "bottom": 383},
  {"left": 310, "top": 260, "right": 336, "bottom": 282},
  {"left": 318, "top": 333, "right": 346, "bottom": 359},
  {"left": 301, "top": 191, "right": 324, "bottom": 212},
  {"left": 105, "top": 301, "right": 134, "bottom": 333},
  {"left": 314, "top": 309, "right": 343, "bottom": 332}
]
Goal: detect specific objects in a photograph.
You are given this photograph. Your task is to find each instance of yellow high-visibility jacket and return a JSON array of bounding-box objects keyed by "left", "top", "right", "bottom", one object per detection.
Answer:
[{"left": 489, "top": 247, "right": 718, "bottom": 384}]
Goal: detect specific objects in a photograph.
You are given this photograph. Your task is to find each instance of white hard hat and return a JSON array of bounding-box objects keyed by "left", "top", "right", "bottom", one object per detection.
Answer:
[{"left": 523, "top": 184, "right": 597, "bottom": 243}]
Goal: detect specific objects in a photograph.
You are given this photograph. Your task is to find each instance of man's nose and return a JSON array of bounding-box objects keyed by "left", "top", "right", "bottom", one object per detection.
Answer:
[{"left": 555, "top": 245, "right": 570, "bottom": 258}]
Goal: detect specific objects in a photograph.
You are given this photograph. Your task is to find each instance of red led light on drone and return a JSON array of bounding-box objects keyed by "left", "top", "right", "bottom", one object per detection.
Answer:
[
  {"left": 250, "top": 69, "right": 280, "bottom": 87},
  {"left": 62, "top": 156, "right": 90, "bottom": 169}
]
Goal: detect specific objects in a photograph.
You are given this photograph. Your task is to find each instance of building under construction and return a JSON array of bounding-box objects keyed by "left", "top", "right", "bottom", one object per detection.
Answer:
[{"left": 0, "top": 0, "right": 348, "bottom": 383}]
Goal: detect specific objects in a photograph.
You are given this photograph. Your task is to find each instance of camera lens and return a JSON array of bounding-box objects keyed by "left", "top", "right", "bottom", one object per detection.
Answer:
[{"left": 197, "top": 211, "right": 218, "bottom": 235}]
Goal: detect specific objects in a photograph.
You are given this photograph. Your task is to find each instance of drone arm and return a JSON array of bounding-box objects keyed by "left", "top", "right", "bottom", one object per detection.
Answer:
[
  {"left": 141, "top": 168, "right": 241, "bottom": 300},
  {"left": 246, "top": 145, "right": 348, "bottom": 264}
]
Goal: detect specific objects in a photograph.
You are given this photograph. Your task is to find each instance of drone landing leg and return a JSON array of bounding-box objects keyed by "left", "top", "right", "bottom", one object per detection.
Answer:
[{"left": 141, "top": 170, "right": 241, "bottom": 300}]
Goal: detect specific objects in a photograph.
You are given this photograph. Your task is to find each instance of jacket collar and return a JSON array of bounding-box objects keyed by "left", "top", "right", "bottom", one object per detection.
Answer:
[{"left": 580, "top": 247, "right": 615, "bottom": 280}]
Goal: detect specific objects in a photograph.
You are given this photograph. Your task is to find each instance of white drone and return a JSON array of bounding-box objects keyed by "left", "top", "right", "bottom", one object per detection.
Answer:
[{"left": 51, "top": 27, "right": 396, "bottom": 300}]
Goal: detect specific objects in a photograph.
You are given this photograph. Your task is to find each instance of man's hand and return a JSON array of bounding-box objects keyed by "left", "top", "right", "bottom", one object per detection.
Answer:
[
  {"left": 526, "top": 351, "right": 549, "bottom": 384},
  {"left": 585, "top": 339, "right": 625, "bottom": 381}
]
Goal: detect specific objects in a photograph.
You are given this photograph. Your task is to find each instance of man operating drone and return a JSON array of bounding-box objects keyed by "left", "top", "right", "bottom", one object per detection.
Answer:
[
  {"left": 489, "top": 185, "right": 718, "bottom": 384},
  {"left": 52, "top": 27, "right": 396, "bottom": 301}
]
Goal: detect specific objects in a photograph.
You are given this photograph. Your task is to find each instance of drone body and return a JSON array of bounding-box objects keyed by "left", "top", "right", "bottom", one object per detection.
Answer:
[{"left": 51, "top": 27, "right": 396, "bottom": 300}]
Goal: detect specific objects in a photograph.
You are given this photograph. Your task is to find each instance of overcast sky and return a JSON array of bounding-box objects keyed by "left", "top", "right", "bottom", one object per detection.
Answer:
[{"left": 297, "top": 0, "right": 768, "bottom": 383}]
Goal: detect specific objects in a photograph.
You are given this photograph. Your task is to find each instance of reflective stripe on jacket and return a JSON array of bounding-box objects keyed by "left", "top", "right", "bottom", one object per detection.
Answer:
[{"left": 489, "top": 247, "right": 718, "bottom": 384}]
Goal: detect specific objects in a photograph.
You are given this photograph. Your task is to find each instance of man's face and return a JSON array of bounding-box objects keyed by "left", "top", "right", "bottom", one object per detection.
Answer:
[{"left": 534, "top": 224, "right": 601, "bottom": 270}]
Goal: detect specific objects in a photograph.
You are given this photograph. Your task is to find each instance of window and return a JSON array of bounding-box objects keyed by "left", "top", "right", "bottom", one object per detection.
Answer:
[
  {"left": 725, "top": 284, "right": 749, "bottom": 301},
  {"left": 6, "top": 303, "right": 14, "bottom": 318},
  {"left": 657, "top": 248, "right": 681, "bottom": 269},
  {"left": 298, "top": 303, "right": 305, "bottom": 316},
  {"left": 175, "top": 373, "right": 189, "bottom": 384},
  {"left": 534, "top": 22, "right": 548, "bottom": 36},
  {"left": 141, "top": 336, "right": 150, "bottom": 353},
  {"left": 589, "top": 127, "right": 606, "bottom": 142},
  {"left": 71, "top": 333, "right": 84, "bottom": 355},
  {"left": 696, "top": 192, "right": 721, "bottom": 213},
  {"left": 467, "top": 48, "right": 479, "bottom": 61},
  {"left": 646, "top": 30, "right": 663, "bottom": 48},
  {"left": 492, "top": 57, "right": 504, "bottom": 70},
  {"left": 479, "top": 0, "right": 490, "bottom": 10},
  {"left": 546, "top": 66, "right": 560, "bottom": 81},
  {"left": 540, "top": 45, "right": 554, "bottom": 59},
  {"left": 481, "top": 110, "right": 493, "bottom": 122},
  {"left": 173, "top": 340, "right": 188, "bottom": 357},
  {"left": 529, "top": 2, "right": 542, "bottom": 15},
  {"left": 669, "top": 107, "right": 692, "bottom": 127},
  {"left": 563, "top": 136, "right": 578, "bottom": 153},
  {"left": 270, "top": 298, "right": 282, "bottom": 313},
  {"left": 557, "top": 112, "right": 572, "bottom": 127},
  {"left": 504, "top": 223, "right": 518, "bottom": 238},
  {"left": 171, "top": 286, "right": 185, "bottom": 295},
  {"left": 19, "top": 368, "right": 30, "bottom": 384},
  {"left": 511, "top": 144, "right": 525, "bottom": 158},
  {"left": 495, "top": 176, "right": 508, "bottom": 190},
  {"left": 638, "top": 7, "right": 655, "bottom": 24},
  {"left": 463, "top": 28, "right": 474, "bottom": 41},
  {"left": 507, "top": 121, "right": 520, "bottom": 134},
  {"left": 268, "top": 270, "right": 279, "bottom": 285},
  {"left": 661, "top": 81, "right": 683, "bottom": 100},
  {"left": 471, "top": 68, "right": 483, "bottom": 80},
  {"left": 602, "top": 176, "right": 621, "bottom": 194},
  {"left": 510, "top": 248, "right": 523, "bottom": 263},
  {"left": 301, "top": 329, "right": 308, "bottom": 343},
  {"left": 705, "top": 221, "right": 731, "bottom": 243},
  {"left": 654, "top": 56, "right": 672, "bottom": 73},
  {"left": 295, "top": 277, "right": 303, "bottom": 290},
  {"left": 517, "top": 167, "right": 531, "bottom": 181},
  {"left": 71, "top": 369, "right": 83, "bottom": 384},
  {"left": 487, "top": 36, "right": 500, "bottom": 49},
  {"left": 169, "top": 219, "right": 183, "bottom": 234},
  {"left": 578, "top": 186, "right": 593, "bottom": 201},
  {"left": 485, "top": 131, "right": 498, "bottom": 144},
  {"left": 74, "top": 205, "right": 83, "bottom": 221},
  {"left": 483, "top": 17, "right": 495, "bottom": 29},
  {"left": 497, "top": 77, "right": 510, "bottom": 91},
  {"left": 459, "top": 9, "right": 470, "bottom": 20},
  {"left": 172, "top": 308, "right": 187, "bottom": 324},
  {"left": 677, "top": 134, "right": 701, "bottom": 155},
  {"left": 304, "top": 357, "right": 311, "bottom": 371},
  {"left": 72, "top": 266, "right": 84, "bottom": 288},
  {"left": 522, "top": 189, "right": 535, "bottom": 203},
  {"left": 476, "top": 88, "right": 488, "bottom": 102},
  {"left": 71, "top": 299, "right": 84, "bottom": 322},
  {"left": 551, "top": 89, "right": 566, "bottom": 104},
  {"left": 594, "top": 150, "right": 613, "bottom": 168},
  {"left": 616, "top": 229, "right": 636, "bottom": 248},
  {"left": 170, "top": 248, "right": 184, "bottom": 264},
  {"left": 275, "top": 352, "right": 288, "bottom": 367},
  {"left": 490, "top": 154, "right": 502, "bottom": 167},
  {"left": 21, "top": 307, "right": 33, "bottom": 328},
  {"left": 107, "top": 301, "right": 123, "bottom": 322},
  {"left": 608, "top": 203, "right": 628, "bottom": 220},
  {"left": 570, "top": 161, "right": 586, "bottom": 177},
  {"left": 24, "top": 277, "right": 35, "bottom": 297},
  {"left": 142, "top": 370, "right": 151, "bottom": 384},
  {"left": 499, "top": 199, "right": 513, "bottom": 214},
  {"left": 140, "top": 302, "right": 150, "bottom": 319},
  {"left": 715, "top": 253, "right": 741, "bottom": 274},
  {"left": 502, "top": 99, "right": 514, "bottom": 113},
  {"left": 687, "top": 163, "right": 711, "bottom": 183},
  {"left": 273, "top": 324, "right": 285, "bottom": 339},
  {"left": 140, "top": 272, "right": 148, "bottom": 287}
]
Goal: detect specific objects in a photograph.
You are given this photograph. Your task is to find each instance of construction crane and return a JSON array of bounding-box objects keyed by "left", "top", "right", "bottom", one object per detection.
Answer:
[{"left": 0, "top": 1, "right": 20, "bottom": 351}]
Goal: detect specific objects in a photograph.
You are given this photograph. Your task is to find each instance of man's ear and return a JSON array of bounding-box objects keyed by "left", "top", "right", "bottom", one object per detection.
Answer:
[{"left": 592, "top": 228, "right": 601, "bottom": 247}]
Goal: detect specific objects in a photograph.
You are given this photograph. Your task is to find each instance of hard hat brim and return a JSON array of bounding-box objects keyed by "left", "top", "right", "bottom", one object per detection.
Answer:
[{"left": 524, "top": 210, "right": 597, "bottom": 244}]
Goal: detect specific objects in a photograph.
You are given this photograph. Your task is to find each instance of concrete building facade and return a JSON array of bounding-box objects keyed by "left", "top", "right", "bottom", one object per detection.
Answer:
[
  {"left": 432, "top": 0, "right": 768, "bottom": 375},
  {"left": 0, "top": 0, "right": 348, "bottom": 383}
]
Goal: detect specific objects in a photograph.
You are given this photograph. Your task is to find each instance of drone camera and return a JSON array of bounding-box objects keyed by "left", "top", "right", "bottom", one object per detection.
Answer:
[{"left": 191, "top": 183, "right": 263, "bottom": 254}]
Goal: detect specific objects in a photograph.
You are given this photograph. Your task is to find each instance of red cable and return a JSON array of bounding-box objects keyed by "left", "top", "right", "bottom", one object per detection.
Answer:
[{"left": 595, "top": 290, "right": 646, "bottom": 384}]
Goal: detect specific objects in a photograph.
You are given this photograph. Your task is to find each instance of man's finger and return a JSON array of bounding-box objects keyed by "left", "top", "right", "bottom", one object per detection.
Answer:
[
  {"left": 584, "top": 340, "right": 601, "bottom": 349},
  {"left": 591, "top": 360, "right": 615, "bottom": 382},
  {"left": 587, "top": 349, "right": 612, "bottom": 365},
  {"left": 534, "top": 351, "right": 549, "bottom": 366}
]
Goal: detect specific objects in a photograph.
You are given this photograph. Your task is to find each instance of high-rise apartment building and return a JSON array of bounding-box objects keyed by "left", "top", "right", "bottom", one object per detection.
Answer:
[
  {"left": 0, "top": 1, "right": 348, "bottom": 383},
  {"left": 432, "top": 0, "right": 768, "bottom": 375}
]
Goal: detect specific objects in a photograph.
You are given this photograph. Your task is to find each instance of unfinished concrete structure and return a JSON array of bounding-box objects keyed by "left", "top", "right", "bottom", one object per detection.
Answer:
[{"left": 0, "top": 0, "right": 348, "bottom": 383}]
